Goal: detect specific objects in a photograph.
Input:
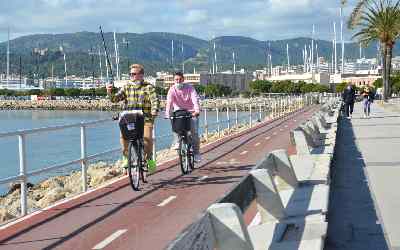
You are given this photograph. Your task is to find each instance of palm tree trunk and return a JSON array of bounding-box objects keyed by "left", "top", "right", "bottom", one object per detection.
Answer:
[
  {"left": 387, "top": 45, "right": 393, "bottom": 97},
  {"left": 382, "top": 43, "right": 388, "bottom": 101}
]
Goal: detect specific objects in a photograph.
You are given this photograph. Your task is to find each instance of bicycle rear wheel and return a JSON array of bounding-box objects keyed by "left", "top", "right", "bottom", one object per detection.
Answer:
[
  {"left": 179, "top": 138, "right": 190, "bottom": 174},
  {"left": 128, "top": 141, "right": 140, "bottom": 191}
]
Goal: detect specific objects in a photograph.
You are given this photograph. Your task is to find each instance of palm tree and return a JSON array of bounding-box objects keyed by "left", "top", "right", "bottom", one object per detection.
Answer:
[{"left": 348, "top": 0, "right": 400, "bottom": 101}]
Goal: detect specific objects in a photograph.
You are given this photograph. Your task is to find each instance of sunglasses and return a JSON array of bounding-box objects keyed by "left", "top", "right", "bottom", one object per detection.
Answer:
[{"left": 130, "top": 72, "right": 141, "bottom": 76}]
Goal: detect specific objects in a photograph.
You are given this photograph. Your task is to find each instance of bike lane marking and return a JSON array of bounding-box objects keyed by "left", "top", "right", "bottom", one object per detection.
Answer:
[
  {"left": 157, "top": 196, "right": 177, "bottom": 207},
  {"left": 92, "top": 229, "right": 127, "bottom": 249},
  {"left": 240, "top": 151, "right": 248, "bottom": 155}
]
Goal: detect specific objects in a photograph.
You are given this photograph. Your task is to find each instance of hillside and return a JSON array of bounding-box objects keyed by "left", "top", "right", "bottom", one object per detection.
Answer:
[{"left": 0, "top": 32, "right": 398, "bottom": 77}]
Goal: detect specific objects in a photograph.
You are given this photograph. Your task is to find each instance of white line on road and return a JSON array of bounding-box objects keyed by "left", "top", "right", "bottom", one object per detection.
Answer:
[
  {"left": 92, "top": 229, "right": 127, "bottom": 249},
  {"left": 254, "top": 142, "right": 261, "bottom": 147},
  {"left": 157, "top": 195, "right": 177, "bottom": 207},
  {"left": 198, "top": 176, "right": 208, "bottom": 181},
  {"left": 265, "top": 136, "right": 271, "bottom": 140},
  {"left": 273, "top": 132, "right": 277, "bottom": 135},
  {"left": 240, "top": 151, "right": 248, "bottom": 155},
  {"left": 284, "top": 125, "right": 288, "bottom": 128},
  {"left": 294, "top": 119, "right": 297, "bottom": 122}
]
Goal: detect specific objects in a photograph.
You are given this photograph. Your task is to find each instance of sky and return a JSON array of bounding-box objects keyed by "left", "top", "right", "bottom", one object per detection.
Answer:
[{"left": 0, "top": 0, "right": 359, "bottom": 43}]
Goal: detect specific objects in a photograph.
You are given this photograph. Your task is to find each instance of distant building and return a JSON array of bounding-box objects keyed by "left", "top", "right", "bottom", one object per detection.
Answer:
[
  {"left": 331, "top": 73, "right": 381, "bottom": 87},
  {"left": 265, "top": 72, "right": 331, "bottom": 85},
  {"left": 392, "top": 56, "right": 400, "bottom": 70},
  {"left": 157, "top": 71, "right": 253, "bottom": 91}
]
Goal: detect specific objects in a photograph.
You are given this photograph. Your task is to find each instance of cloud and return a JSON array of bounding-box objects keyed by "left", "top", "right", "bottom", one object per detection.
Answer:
[
  {"left": 184, "top": 9, "right": 208, "bottom": 24},
  {"left": 0, "top": 0, "right": 360, "bottom": 42}
]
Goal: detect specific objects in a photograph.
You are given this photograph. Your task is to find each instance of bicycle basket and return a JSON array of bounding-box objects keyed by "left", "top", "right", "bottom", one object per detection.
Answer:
[
  {"left": 119, "top": 113, "right": 145, "bottom": 140},
  {"left": 171, "top": 110, "right": 191, "bottom": 135}
]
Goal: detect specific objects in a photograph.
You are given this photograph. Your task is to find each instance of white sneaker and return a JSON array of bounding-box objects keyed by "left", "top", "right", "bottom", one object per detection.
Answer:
[
  {"left": 171, "top": 143, "right": 179, "bottom": 150},
  {"left": 194, "top": 154, "right": 202, "bottom": 163}
]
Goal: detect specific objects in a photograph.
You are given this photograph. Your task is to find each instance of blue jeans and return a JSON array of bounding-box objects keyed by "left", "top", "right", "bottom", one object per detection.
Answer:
[
  {"left": 363, "top": 99, "right": 372, "bottom": 115},
  {"left": 172, "top": 117, "right": 200, "bottom": 155}
]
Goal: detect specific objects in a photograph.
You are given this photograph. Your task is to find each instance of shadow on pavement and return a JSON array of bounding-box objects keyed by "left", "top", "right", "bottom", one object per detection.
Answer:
[{"left": 325, "top": 117, "right": 388, "bottom": 250}]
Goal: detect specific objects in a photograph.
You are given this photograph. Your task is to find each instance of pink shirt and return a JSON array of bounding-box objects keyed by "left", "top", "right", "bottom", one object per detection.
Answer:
[{"left": 165, "top": 84, "right": 200, "bottom": 118}]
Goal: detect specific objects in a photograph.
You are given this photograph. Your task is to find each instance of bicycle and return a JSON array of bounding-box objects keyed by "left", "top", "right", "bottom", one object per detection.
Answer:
[
  {"left": 170, "top": 110, "right": 195, "bottom": 175},
  {"left": 116, "top": 110, "right": 147, "bottom": 191}
]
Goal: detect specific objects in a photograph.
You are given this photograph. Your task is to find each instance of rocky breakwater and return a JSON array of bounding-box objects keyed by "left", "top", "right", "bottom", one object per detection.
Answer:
[
  {"left": 0, "top": 99, "right": 123, "bottom": 111},
  {"left": 201, "top": 97, "right": 272, "bottom": 111},
  {"left": 0, "top": 98, "right": 273, "bottom": 111}
]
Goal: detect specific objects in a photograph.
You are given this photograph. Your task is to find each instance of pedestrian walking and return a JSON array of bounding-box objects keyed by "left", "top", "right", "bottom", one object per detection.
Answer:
[
  {"left": 361, "top": 86, "right": 375, "bottom": 118},
  {"left": 342, "top": 83, "right": 356, "bottom": 119}
]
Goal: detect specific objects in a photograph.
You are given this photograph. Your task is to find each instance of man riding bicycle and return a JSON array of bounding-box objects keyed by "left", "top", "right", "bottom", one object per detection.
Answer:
[
  {"left": 107, "top": 64, "right": 159, "bottom": 171},
  {"left": 165, "top": 72, "right": 201, "bottom": 163}
]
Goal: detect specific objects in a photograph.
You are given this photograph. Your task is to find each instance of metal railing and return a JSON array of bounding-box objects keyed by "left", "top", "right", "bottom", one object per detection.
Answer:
[{"left": 0, "top": 93, "right": 330, "bottom": 218}]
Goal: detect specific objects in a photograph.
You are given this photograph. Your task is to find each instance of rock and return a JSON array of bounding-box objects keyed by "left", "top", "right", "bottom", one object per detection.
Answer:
[
  {"left": 63, "top": 172, "right": 83, "bottom": 194},
  {"left": 36, "top": 187, "right": 66, "bottom": 208},
  {"left": 0, "top": 207, "right": 15, "bottom": 223},
  {"left": 7, "top": 182, "right": 34, "bottom": 195},
  {"left": 36, "top": 176, "right": 66, "bottom": 190}
]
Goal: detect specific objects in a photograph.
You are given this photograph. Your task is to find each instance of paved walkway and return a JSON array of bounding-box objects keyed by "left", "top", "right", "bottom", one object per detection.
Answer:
[{"left": 326, "top": 102, "right": 400, "bottom": 250}]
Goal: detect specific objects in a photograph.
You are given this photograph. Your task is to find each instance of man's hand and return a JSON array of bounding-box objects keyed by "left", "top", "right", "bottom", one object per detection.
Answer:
[
  {"left": 192, "top": 111, "right": 200, "bottom": 117},
  {"left": 106, "top": 82, "right": 113, "bottom": 94}
]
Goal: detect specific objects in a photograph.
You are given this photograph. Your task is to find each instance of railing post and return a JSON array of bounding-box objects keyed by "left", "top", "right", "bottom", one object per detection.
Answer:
[
  {"left": 216, "top": 107, "right": 220, "bottom": 137},
  {"left": 226, "top": 107, "right": 230, "bottom": 131},
  {"left": 204, "top": 108, "right": 208, "bottom": 141},
  {"left": 80, "top": 125, "right": 88, "bottom": 192},
  {"left": 235, "top": 103, "right": 238, "bottom": 127},
  {"left": 258, "top": 102, "right": 262, "bottom": 121},
  {"left": 152, "top": 126, "right": 156, "bottom": 161},
  {"left": 249, "top": 103, "right": 252, "bottom": 127},
  {"left": 18, "top": 134, "right": 28, "bottom": 217},
  {"left": 263, "top": 101, "right": 267, "bottom": 120}
]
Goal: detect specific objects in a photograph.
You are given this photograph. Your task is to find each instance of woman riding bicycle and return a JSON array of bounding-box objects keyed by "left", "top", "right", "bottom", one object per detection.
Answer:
[
  {"left": 165, "top": 72, "right": 201, "bottom": 163},
  {"left": 107, "top": 64, "right": 159, "bottom": 171}
]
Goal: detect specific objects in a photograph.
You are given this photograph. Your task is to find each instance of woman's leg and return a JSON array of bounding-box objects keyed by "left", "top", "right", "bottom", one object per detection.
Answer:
[
  {"left": 363, "top": 99, "right": 368, "bottom": 116},
  {"left": 367, "top": 101, "right": 371, "bottom": 116},
  {"left": 190, "top": 117, "right": 200, "bottom": 155}
]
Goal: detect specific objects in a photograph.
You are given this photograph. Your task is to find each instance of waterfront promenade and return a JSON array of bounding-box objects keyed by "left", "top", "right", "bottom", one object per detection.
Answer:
[{"left": 326, "top": 101, "right": 400, "bottom": 250}]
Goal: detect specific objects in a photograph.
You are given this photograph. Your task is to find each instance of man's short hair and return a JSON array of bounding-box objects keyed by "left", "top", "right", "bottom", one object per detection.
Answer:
[
  {"left": 130, "top": 64, "right": 144, "bottom": 74},
  {"left": 174, "top": 71, "right": 184, "bottom": 78}
]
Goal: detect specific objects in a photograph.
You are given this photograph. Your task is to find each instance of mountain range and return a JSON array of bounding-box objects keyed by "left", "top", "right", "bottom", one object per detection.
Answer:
[{"left": 0, "top": 31, "right": 399, "bottom": 78}]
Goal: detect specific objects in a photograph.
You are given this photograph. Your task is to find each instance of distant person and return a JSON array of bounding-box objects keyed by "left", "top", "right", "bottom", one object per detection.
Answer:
[
  {"left": 165, "top": 72, "right": 201, "bottom": 162},
  {"left": 106, "top": 64, "right": 159, "bottom": 170},
  {"left": 361, "top": 86, "right": 375, "bottom": 118},
  {"left": 342, "top": 83, "right": 356, "bottom": 119}
]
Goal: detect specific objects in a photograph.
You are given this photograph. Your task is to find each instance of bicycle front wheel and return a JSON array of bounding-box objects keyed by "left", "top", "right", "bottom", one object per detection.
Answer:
[
  {"left": 179, "top": 139, "right": 190, "bottom": 174},
  {"left": 128, "top": 141, "right": 140, "bottom": 191}
]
